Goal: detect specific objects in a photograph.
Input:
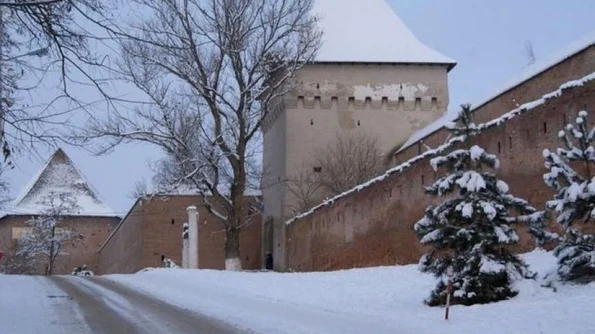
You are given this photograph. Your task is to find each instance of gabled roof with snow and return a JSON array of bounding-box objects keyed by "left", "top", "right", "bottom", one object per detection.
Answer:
[
  {"left": 9, "top": 148, "right": 117, "bottom": 217},
  {"left": 398, "top": 30, "right": 595, "bottom": 152},
  {"left": 313, "top": 0, "right": 456, "bottom": 69}
]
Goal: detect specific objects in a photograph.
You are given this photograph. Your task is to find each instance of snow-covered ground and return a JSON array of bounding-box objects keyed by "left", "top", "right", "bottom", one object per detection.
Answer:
[{"left": 108, "top": 250, "right": 595, "bottom": 334}]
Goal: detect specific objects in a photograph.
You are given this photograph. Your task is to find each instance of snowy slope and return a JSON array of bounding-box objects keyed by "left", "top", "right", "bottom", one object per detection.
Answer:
[
  {"left": 399, "top": 30, "right": 595, "bottom": 152},
  {"left": 109, "top": 251, "right": 595, "bottom": 334},
  {"left": 313, "top": 0, "right": 455, "bottom": 66},
  {"left": 6, "top": 148, "right": 116, "bottom": 217}
]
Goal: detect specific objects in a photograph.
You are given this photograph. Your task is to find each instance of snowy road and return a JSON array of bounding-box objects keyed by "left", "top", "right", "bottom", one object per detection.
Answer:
[{"left": 49, "top": 276, "right": 244, "bottom": 334}]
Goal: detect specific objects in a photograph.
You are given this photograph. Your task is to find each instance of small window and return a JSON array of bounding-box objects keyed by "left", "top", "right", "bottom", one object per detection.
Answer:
[
  {"left": 357, "top": 120, "right": 361, "bottom": 126},
  {"left": 415, "top": 97, "right": 422, "bottom": 109},
  {"left": 498, "top": 141, "right": 501, "bottom": 154},
  {"left": 389, "top": 189, "right": 393, "bottom": 198},
  {"left": 563, "top": 113, "right": 567, "bottom": 125},
  {"left": 171, "top": 219, "right": 175, "bottom": 225},
  {"left": 316, "top": 83, "right": 320, "bottom": 89},
  {"left": 509, "top": 136, "right": 513, "bottom": 150},
  {"left": 543, "top": 122, "right": 548, "bottom": 134},
  {"left": 382, "top": 96, "right": 388, "bottom": 103},
  {"left": 313, "top": 166, "right": 322, "bottom": 173},
  {"left": 421, "top": 175, "right": 425, "bottom": 185},
  {"left": 348, "top": 97, "right": 355, "bottom": 104},
  {"left": 310, "top": 119, "right": 314, "bottom": 125},
  {"left": 365, "top": 97, "right": 372, "bottom": 103}
]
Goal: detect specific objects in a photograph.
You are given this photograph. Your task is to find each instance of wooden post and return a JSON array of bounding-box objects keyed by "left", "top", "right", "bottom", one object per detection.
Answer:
[{"left": 445, "top": 266, "right": 453, "bottom": 320}]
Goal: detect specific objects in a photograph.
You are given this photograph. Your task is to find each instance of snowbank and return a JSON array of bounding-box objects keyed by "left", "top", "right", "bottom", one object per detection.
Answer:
[{"left": 108, "top": 250, "right": 595, "bottom": 334}]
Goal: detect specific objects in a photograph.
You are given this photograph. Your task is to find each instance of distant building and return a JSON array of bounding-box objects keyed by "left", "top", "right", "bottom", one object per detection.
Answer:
[
  {"left": 262, "top": 0, "right": 456, "bottom": 271},
  {"left": 0, "top": 148, "right": 120, "bottom": 274}
]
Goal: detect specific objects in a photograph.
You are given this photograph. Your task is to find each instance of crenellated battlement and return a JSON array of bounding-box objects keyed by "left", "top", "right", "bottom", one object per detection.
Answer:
[{"left": 288, "top": 95, "right": 442, "bottom": 111}]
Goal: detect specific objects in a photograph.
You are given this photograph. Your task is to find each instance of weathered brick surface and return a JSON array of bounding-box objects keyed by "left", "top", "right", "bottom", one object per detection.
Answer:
[
  {"left": 0, "top": 215, "right": 119, "bottom": 274},
  {"left": 98, "top": 200, "right": 144, "bottom": 274},
  {"left": 286, "top": 48, "right": 595, "bottom": 272},
  {"left": 99, "top": 195, "right": 262, "bottom": 273}
]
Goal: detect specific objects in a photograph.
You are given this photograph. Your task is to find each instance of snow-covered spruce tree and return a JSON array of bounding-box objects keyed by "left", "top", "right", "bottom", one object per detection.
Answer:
[
  {"left": 17, "top": 192, "right": 81, "bottom": 275},
  {"left": 543, "top": 110, "right": 595, "bottom": 281},
  {"left": 414, "top": 106, "right": 545, "bottom": 306}
]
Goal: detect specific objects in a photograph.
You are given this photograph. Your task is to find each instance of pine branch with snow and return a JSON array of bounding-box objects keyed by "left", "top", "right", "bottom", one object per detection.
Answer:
[
  {"left": 414, "top": 107, "right": 545, "bottom": 306},
  {"left": 16, "top": 192, "right": 81, "bottom": 275},
  {"left": 544, "top": 110, "right": 595, "bottom": 281}
]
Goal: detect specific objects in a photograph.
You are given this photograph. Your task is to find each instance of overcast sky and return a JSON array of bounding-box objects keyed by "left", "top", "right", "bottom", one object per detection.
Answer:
[{"left": 4, "top": 0, "right": 595, "bottom": 215}]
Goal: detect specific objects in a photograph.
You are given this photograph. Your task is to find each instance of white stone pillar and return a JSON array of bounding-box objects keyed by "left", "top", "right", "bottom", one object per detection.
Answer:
[
  {"left": 187, "top": 206, "right": 199, "bottom": 269},
  {"left": 182, "top": 222, "right": 189, "bottom": 269}
]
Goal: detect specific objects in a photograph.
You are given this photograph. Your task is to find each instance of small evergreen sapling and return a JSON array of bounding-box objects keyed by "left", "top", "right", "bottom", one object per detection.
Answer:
[
  {"left": 543, "top": 110, "right": 595, "bottom": 281},
  {"left": 415, "top": 107, "right": 545, "bottom": 306}
]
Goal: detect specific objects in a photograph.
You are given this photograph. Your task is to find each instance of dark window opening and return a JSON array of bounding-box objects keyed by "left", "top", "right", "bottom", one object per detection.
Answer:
[
  {"left": 563, "top": 113, "right": 567, "bottom": 125},
  {"left": 348, "top": 97, "right": 355, "bottom": 104},
  {"left": 171, "top": 219, "right": 175, "bottom": 225},
  {"left": 316, "top": 83, "right": 320, "bottom": 89},
  {"left": 313, "top": 166, "right": 322, "bottom": 173},
  {"left": 382, "top": 96, "right": 388, "bottom": 103},
  {"left": 421, "top": 175, "right": 425, "bottom": 185},
  {"left": 543, "top": 122, "right": 548, "bottom": 134},
  {"left": 365, "top": 97, "right": 372, "bottom": 103},
  {"left": 498, "top": 141, "right": 501, "bottom": 154},
  {"left": 509, "top": 136, "right": 513, "bottom": 150},
  {"left": 389, "top": 189, "right": 393, "bottom": 198},
  {"left": 310, "top": 119, "right": 314, "bottom": 125},
  {"left": 357, "top": 120, "right": 361, "bottom": 126}
]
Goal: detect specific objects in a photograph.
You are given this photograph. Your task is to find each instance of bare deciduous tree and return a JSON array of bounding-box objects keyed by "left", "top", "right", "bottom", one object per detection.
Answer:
[
  {"left": 0, "top": 0, "right": 120, "bottom": 157},
  {"left": 83, "top": 0, "right": 321, "bottom": 270},
  {"left": 316, "top": 132, "right": 384, "bottom": 194},
  {"left": 287, "top": 132, "right": 385, "bottom": 214},
  {"left": 286, "top": 168, "right": 324, "bottom": 214},
  {"left": 17, "top": 192, "right": 81, "bottom": 275}
]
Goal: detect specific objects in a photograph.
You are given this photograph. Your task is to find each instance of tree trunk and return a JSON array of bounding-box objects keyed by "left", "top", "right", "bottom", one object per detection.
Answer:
[
  {"left": 224, "top": 226, "right": 242, "bottom": 271},
  {"left": 47, "top": 241, "right": 55, "bottom": 275}
]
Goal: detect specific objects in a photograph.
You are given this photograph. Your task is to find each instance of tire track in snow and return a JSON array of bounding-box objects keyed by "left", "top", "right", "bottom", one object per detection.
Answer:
[{"left": 50, "top": 276, "right": 244, "bottom": 334}]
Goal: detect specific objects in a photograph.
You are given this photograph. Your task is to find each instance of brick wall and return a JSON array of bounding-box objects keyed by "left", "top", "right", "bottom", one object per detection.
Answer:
[
  {"left": 285, "top": 50, "right": 595, "bottom": 272},
  {"left": 395, "top": 46, "right": 595, "bottom": 165},
  {"left": 0, "top": 215, "right": 119, "bottom": 274},
  {"left": 99, "top": 195, "right": 262, "bottom": 273},
  {"left": 98, "top": 200, "right": 144, "bottom": 274}
]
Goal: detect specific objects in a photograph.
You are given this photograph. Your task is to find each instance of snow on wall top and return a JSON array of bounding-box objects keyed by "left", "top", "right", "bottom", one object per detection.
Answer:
[
  {"left": 8, "top": 148, "right": 117, "bottom": 217},
  {"left": 398, "top": 30, "right": 595, "bottom": 152},
  {"left": 286, "top": 70, "right": 595, "bottom": 225},
  {"left": 313, "top": 0, "right": 455, "bottom": 68}
]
